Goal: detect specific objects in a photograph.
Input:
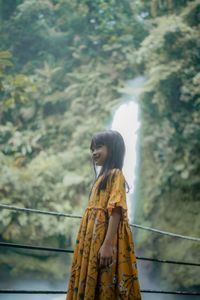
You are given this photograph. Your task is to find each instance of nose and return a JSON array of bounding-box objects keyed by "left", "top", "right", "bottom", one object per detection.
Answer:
[{"left": 92, "top": 149, "right": 98, "bottom": 157}]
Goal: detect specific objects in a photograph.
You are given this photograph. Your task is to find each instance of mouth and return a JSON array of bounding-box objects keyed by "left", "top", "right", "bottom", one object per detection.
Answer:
[{"left": 93, "top": 155, "right": 100, "bottom": 161}]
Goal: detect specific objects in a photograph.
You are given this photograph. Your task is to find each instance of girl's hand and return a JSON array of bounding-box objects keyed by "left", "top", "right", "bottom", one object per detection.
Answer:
[{"left": 98, "top": 241, "right": 113, "bottom": 268}]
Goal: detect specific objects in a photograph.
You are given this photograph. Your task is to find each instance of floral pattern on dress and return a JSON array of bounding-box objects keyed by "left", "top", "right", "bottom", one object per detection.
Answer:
[{"left": 66, "top": 168, "right": 142, "bottom": 300}]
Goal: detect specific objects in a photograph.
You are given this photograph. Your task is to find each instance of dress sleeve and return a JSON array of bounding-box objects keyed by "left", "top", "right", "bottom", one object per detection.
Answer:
[{"left": 107, "top": 169, "right": 128, "bottom": 219}]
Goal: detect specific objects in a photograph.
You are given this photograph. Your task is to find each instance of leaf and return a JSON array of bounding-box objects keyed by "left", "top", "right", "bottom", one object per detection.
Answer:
[
  {"left": 181, "top": 170, "right": 189, "bottom": 179},
  {"left": 63, "top": 172, "right": 83, "bottom": 187}
]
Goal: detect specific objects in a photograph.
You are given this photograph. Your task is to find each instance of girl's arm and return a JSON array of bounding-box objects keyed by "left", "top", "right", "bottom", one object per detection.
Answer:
[{"left": 98, "top": 206, "right": 122, "bottom": 268}]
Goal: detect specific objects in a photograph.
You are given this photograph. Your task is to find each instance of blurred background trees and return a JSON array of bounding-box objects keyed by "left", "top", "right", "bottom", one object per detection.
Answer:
[{"left": 0, "top": 0, "right": 199, "bottom": 290}]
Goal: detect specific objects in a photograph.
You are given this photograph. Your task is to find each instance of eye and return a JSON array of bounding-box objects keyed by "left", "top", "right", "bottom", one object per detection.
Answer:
[
  {"left": 96, "top": 144, "right": 103, "bottom": 148},
  {"left": 90, "top": 144, "right": 103, "bottom": 153}
]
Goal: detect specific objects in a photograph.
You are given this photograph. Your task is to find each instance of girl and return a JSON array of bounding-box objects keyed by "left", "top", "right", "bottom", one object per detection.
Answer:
[{"left": 66, "top": 130, "right": 141, "bottom": 300}]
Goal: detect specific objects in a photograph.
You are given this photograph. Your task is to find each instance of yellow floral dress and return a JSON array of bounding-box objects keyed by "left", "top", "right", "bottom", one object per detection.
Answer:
[{"left": 66, "top": 168, "right": 141, "bottom": 300}]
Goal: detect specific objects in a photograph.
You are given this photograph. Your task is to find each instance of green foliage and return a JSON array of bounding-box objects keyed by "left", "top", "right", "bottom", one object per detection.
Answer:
[
  {"left": 0, "top": 51, "right": 13, "bottom": 76},
  {"left": 0, "top": 0, "right": 146, "bottom": 280},
  {"left": 134, "top": 0, "right": 200, "bottom": 288},
  {"left": 0, "top": 0, "right": 199, "bottom": 288}
]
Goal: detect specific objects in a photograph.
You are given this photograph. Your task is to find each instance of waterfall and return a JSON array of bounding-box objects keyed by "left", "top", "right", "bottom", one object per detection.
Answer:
[{"left": 111, "top": 76, "right": 145, "bottom": 222}]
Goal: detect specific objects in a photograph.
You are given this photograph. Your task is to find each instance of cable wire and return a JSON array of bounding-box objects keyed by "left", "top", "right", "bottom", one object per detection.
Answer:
[
  {"left": 1, "top": 241, "right": 199, "bottom": 267},
  {"left": 1, "top": 204, "right": 200, "bottom": 297},
  {"left": 0, "top": 203, "right": 199, "bottom": 242},
  {"left": 0, "top": 289, "right": 199, "bottom": 295}
]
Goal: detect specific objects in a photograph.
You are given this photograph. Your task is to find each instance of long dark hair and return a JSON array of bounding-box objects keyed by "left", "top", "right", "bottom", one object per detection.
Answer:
[{"left": 90, "top": 129, "right": 130, "bottom": 195}]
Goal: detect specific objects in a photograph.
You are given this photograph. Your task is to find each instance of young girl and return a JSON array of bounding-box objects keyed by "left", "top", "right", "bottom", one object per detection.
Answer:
[{"left": 66, "top": 130, "right": 141, "bottom": 300}]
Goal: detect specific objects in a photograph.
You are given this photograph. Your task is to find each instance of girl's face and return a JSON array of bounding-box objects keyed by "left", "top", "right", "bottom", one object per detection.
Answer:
[{"left": 91, "top": 144, "right": 108, "bottom": 166}]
